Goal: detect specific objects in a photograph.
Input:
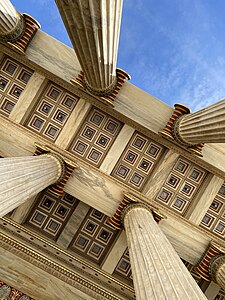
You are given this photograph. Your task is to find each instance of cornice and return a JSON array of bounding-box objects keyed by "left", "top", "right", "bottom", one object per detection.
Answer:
[
  {"left": 0, "top": 217, "right": 134, "bottom": 298},
  {"left": 0, "top": 115, "right": 225, "bottom": 251},
  {"left": 1, "top": 45, "right": 225, "bottom": 179},
  {"left": 0, "top": 230, "right": 131, "bottom": 300}
]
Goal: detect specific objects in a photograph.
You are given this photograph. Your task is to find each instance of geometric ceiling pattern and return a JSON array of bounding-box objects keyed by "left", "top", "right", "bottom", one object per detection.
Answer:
[
  {"left": 200, "top": 182, "right": 225, "bottom": 238},
  {"left": 26, "top": 190, "right": 79, "bottom": 240},
  {"left": 26, "top": 81, "right": 79, "bottom": 141},
  {"left": 69, "top": 208, "right": 119, "bottom": 265},
  {"left": 0, "top": 55, "right": 33, "bottom": 116},
  {"left": 112, "top": 131, "right": 165, "bottom": 190},
  {"left": 155, "top": 157, "right": 207, "bottom": 215}
]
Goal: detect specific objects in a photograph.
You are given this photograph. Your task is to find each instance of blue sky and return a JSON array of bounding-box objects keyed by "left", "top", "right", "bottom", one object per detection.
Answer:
[{"left": 11, "top": 0, "right": 225, "bottom": 111}]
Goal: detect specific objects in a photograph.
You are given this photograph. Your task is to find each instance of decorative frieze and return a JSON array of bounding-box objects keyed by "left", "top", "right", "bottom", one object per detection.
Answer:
[
  {"left": 0, "top": 217, "right": 135, "bottom": 299},
  {"left": 0, "top": 232, "right": 123, "bottom": 300}
]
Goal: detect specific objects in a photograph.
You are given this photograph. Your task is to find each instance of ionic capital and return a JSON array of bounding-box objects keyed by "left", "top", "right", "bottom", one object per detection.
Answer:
[
  {"left": 194, "top": 241, "right": 225, "bottom": 282},
  {"left": 209, "top": 254, "right": 225, "bottom": 282},
  {"left": 0, "top": 0, "right": 40, "bottom": 53},
  {"left": 108, "top": 193, "right": 165, "bottom": 230},
  {"left": 72, "top": 68, "right": 130, "bottom": 106},
  {"left": 0, "top": 10, "right": 24, "bottom": 42},
  {"left": 160, "top": 103, "right": 204, "bottom": 156},
  {"left": 34, "top": 143, "right": 78, "bottom": 195},
  {"left": 162, "top": 99, "right": 225, "bottom": 156},
  {"left": 42, "top": 152, "right": 66, "bottom": 183}
]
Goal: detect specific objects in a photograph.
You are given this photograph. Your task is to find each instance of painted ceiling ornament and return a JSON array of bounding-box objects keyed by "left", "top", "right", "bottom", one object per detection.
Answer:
[
  {"left": 0, "top": 280, "right": 34, "bottom": 300},
  {"left": 0, "top": 284, "right": 11, "bottom": 299}
]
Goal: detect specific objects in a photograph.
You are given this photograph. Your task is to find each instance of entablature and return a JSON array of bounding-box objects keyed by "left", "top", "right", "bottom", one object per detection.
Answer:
[{"left": 1, "top": 36, "right": 225, "bottom": 179}]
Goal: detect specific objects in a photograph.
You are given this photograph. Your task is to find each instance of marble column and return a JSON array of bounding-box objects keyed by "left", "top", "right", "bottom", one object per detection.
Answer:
[
  {"left": 0, "top": 155, "right": 64, "bottom": 217},
  {"left": 174, "top": 99, "right": 225, "bottom": 144},
  {"left": 0, "top": 0, "right": 24, "bottom": 42},
  {"left": 122, "top": 203, "right": 207, "bottom": 300},
  {"left": 55, "top": 0, "right": 123, "bottom": 95},
  {"left": 209, "top": 255, "right": 225, "bottom": 290}
]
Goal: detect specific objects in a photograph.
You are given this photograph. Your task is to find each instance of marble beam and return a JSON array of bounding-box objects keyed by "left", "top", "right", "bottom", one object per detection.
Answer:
[
  {"left": 101, "top": 230, "right": 127, "bottom": 274},
  {"left": 55, "top": 99, "right": 91, "bottom": 149},
  {"left": 0, "top": 116, "right": 225, "bottom": 264},
  {"left": 10, "top": 72, "right": 46, "bottom": 124},
  {"left": 143, "top": 149, "right": 179, "bottom": 197},
  {"left": 100, "top": 124, "right": 135, "bottom": 174},
  {"left": 57, "top": 201, "right": 90, "bottom": 249},
  {"left": 186, "top": 175, "right": 224, "bottom": 225}
]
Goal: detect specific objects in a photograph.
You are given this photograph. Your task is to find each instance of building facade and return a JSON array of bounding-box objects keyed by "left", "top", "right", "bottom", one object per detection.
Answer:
[{"left": 1, "top": 1, "right": 225, "bottom": 299}]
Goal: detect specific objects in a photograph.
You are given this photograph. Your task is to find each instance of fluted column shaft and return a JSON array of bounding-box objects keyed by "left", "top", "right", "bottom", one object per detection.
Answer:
[
  {"left": 55, "top": 0, "right": 123, "bottom": 94},
  {"left": 0, "top": 155, "right": 64, "bottom": 217},
  {"left": 123, "top": 205, "right": 207, "bottom": 300},
  {"left": 0, "top": 0, "right": 24, "bottom": 41},
  {"left": 176, "top": 99, "right": 225, "bottom": 144}
]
